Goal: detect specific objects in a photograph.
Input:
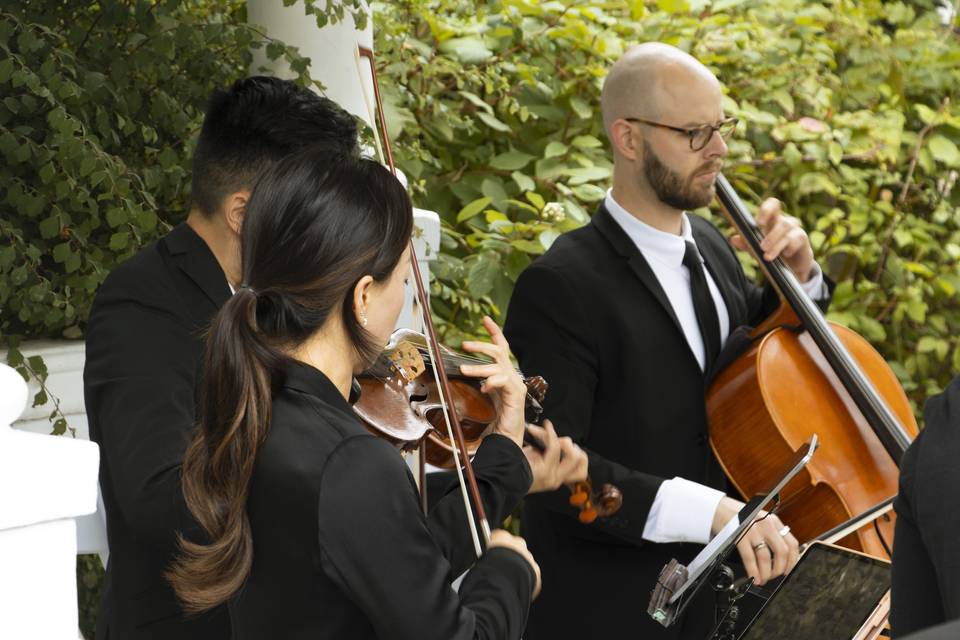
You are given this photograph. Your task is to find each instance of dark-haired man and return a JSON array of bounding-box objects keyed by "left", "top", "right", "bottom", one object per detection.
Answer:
[
  {"left": 85, "top": 76, "right": 583, "bottom": 639},
  {"left": 84, "top": 76, "right": 360, "bottom": 639},
  {"left": 505, "top": 43, "right": 830, "bottom": 639}
]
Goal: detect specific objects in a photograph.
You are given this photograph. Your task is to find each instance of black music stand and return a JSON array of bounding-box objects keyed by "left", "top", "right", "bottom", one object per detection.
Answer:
[{"left": 647, "top": 435, "right": 819, "bottom": 629}]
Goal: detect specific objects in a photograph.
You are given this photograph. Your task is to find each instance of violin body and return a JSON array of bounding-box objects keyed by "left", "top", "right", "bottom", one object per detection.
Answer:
[
  {"left": 352, "top": 328, "right": 622, "bottom": 522},
  {"left": 352, "top": 328, "right": 539, "bottom": 468},
  {"left": 354, "top": 373, "right": 495, "bottom": 465},
  {"left": 708, "top": 312, "right": 919, "bottom": 557}
]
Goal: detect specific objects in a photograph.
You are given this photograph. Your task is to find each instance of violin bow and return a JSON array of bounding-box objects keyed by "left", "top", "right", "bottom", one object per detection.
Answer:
[{"left": 354, "top": 44, "right": 490, "bottom": 557}]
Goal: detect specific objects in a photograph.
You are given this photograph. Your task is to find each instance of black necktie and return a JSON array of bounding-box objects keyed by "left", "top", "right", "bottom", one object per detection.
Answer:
[{"left": 682, "top": 241, "right": 721, "bottom": 369}]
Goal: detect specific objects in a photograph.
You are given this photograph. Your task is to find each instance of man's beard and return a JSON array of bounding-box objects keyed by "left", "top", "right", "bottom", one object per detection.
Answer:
[{"left": 643, "top": 140, "right": 717, "bottom": 211}]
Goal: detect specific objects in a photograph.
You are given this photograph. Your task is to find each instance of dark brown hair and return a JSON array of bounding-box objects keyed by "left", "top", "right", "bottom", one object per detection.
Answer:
[
  {"left": 167, "top": 148, "right": 412, "bottom": 613},
  {"left": 191, "top": 76, "right": 358, "bottom": 217}
]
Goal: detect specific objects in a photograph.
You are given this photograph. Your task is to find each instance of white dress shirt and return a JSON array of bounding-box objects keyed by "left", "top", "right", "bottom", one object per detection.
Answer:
[{"left": 604, "top": 190, "right": 826, "bottom": 544}]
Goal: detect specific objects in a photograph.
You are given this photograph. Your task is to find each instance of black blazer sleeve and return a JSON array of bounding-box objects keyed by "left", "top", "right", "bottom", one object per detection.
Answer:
[
  {"left": 427, "top": 434, "right": 533, "bottom": 576},
  {"left": 891, "top": 430, "right": 944, "bottom": 638},
  {"left": 83, "top": 279, "right": 197, "bottom": 551},
  {"left": 316, "top": 436, "right": 535, "bottom": 640},
  {"left": 891, "top": 379, "right": 960, "bottom": 637},
  {"left": 504, "top": 262, "right": 666, "bottom": 546}
]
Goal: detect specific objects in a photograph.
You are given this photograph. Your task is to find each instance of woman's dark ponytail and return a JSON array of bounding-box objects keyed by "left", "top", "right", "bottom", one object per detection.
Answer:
[{"left": 167, "top": 149, "right": 413, "bottom": 612}]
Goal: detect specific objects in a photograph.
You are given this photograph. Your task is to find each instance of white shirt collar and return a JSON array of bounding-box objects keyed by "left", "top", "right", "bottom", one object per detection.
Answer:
[{"left": 603, "top": 190, "right": 701, "bottom": 270}]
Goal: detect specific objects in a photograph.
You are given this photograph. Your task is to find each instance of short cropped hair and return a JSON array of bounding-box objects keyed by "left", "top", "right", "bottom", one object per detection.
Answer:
[{"left": 190, "top": 76, "right": 359, "bottom": 216}]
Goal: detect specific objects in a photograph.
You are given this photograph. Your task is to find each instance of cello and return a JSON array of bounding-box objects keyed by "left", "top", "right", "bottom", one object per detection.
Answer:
[{"left": 707, "top": 174, "right": 919, "bottom": 558}]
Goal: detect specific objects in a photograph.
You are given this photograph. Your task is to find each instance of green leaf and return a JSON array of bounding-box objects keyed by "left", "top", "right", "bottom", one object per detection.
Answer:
[
  {"left": 79, "top": 156, "right": 97, "bottom": 177},
  {"left": 511, "top": 171, "right": 535, "bottom": 192},
  {"left": 539, "top": 229, "right": 559, "bottom": 250},
  {"left": 39, "top": 215, "right": 60, "bottom": 239},
  {"left": 827, "top": 141, "right": 843, "bottom": 166},
  {"left": 0, "top": 58, "right": 13, "bottom": 84},
  {"left": 572, "top": 184, "right": 606, "bottom": 202},
  {"left": 490, "top": 150, "right": 535, "bottom": 171},
  {"left": 569, "top": 97, "right": 593, "bottom": 120},
  {"left": 510, "top": 239, "right": 545, "bottom": 255},
  {"left": 525, "top": 192, "right": 545, "bottom": 210},
  {"left": 504, "top": 249, "right": 531, "bottom": 282},
  {"left": 38, "top": 162, "right": 56, "bottom": 184},
  {"left": 53, "top": 242, "right": 72, "bottom": 263},
  {"left": 459, "top": 90, "right": 492, "bottom": 114},
  {"left": 796, "top": 173, "right": 838, "bottom": 197},
  {"left": 571, "top": 135, "right": 603, "bottom": 149},
  {"left": 439, "top": 37, "right": 493, "bottom": 64},
  {"left": 106, "top": 207, "right": 127, "bottom": 228},
  {"left": 457, "top": 196, "right": 493, "bottom": 223},
  {"left": 32, "top": 389, "right": 48, "bottom": 408},
  {"left": 771, "top": 89, "right": 795, "bottom": 115},
  {"left": 657, "top": 0, "right": 690, "bottom": 12},
  {"left": 564, "top": 166, "right": 612, "bottom": 185},
  {"left": 544, "top": 141, "right": 568, "bottom": 159},
  {"left": 928, "top": 135, "right": 960, "bottom": 167},
  {"left": 915, "top": 104, "right": 941, "bottom": 125},
  {"left": 467, "top": 252, "right": 500, "bottom": 297},
  {"left": 906, "top": 299, "right": 927, "bottom": 323},
  {"left": 109, "top": 231, "right": 129, "bottom": 251},
  {"left": 476, "top": 111, "right": 511, "bottom": 133}
]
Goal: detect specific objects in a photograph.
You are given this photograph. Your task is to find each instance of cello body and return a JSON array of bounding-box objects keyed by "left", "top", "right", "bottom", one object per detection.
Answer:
[
  {"left": 708, "top": 319, "right": 919, "bottom": 557},
  {"left": 706, "top": 174, "right": 919, "bottom": 559}
]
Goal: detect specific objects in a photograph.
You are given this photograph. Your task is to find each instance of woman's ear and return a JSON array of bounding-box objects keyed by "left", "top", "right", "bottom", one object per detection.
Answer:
[{"left": 352, "top": 275, "right": 375, "bottom": 327}]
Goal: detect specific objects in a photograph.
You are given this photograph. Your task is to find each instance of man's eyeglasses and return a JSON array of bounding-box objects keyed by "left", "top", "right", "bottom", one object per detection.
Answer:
[{"left": 624, "top": 116, "right": 738, "bottom": 152}]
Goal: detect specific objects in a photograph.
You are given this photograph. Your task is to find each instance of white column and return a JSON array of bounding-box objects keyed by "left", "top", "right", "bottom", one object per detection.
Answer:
[{"left": 0, "top": 364, "right": 100, "bottom": 639}]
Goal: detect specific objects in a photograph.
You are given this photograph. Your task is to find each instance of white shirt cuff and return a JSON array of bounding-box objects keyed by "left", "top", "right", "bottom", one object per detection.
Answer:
[
  {"left": 641, "top": 477, "right": 726, "bottom": 545},
  {"left": 799, "top": 262, "right": 827, "bottom": 300}
]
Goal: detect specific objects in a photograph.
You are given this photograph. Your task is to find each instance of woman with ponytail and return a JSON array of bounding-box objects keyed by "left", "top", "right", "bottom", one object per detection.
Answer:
[{"left": 167, "top": 148, "right": 580, "bottom": 639}]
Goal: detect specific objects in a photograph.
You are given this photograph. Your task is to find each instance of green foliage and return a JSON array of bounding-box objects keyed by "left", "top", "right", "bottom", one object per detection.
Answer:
[
  {"left": 0, "top": 1, "right": 315, "bottom": 416},
  {"left": 374, "top": 0, "right": 960, "bottom": 413},
  {"left": 0, "top": 2, "right": 348, "bottom": 635},
  {"left": 300, "top": 0, "right": 369, "bottom": 29},
  {"left": 76, "top": 555, "right": 104, "bottom": 639}
]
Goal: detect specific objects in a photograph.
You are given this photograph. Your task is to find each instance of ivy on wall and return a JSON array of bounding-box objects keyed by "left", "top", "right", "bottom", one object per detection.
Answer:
[
  {"left": 0, "top": 1, "right": 317, "bottom": 430},
  {"left": 374, "top": 0, "right": 960, "bottom": 410}
]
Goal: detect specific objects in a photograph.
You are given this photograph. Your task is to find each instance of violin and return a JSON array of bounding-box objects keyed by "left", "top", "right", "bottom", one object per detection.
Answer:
[{"left": 352, "top": 329, "right": 622, "bottom": 523}]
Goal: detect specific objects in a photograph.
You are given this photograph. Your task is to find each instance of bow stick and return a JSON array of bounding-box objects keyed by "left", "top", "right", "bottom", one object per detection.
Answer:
[{"left": 354, "top": 44, "right": 490, "bottom": 557}]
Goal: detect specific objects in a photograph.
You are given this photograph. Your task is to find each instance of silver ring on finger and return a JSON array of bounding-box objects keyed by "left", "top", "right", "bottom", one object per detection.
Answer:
[
  {"left": 778, "top": 525, "right": 791, "bottom": 537},
  {"left": 752, "top": 541, "right": 769, "bottom": 553}
]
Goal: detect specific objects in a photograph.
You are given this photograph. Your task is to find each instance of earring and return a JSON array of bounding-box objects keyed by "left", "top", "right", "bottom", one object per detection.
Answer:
[{"left": 361, "top": 313, "right": 368, "bottom": 327}]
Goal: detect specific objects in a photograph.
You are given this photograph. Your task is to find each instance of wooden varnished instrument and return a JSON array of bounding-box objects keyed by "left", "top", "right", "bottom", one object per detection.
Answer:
[{"left": 707, "top": 174, "right": 919, "bottom": 558}]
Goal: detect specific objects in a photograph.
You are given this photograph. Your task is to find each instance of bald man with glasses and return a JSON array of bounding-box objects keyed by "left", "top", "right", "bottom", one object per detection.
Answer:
[{"left": 505, "top": 43, "right": 831, "bottom": 639}]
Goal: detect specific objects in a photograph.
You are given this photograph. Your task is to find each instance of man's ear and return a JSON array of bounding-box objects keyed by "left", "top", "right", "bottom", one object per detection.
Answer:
[
  {"left": 223, "top": 190, "right": 251, "bottom": 236},
  {"left": 609, "top": 120, "right": 641, "bottom": 162}
]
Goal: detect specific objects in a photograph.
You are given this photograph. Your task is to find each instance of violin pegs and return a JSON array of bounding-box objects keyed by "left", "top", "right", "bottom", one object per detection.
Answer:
[
  {"left": 578, "top": 503, "right": 598, "bottom": 524},
  {"left": 569, "top": 483, "right": 589, "bottom": 507}
]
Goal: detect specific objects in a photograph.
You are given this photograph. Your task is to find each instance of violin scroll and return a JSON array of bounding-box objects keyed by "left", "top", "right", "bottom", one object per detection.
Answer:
[{"left": 569, "top": 479, "right": 623, "bottom": 524}]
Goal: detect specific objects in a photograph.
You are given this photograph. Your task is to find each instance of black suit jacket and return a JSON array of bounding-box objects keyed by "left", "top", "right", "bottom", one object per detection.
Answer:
[
  {"left": 504, "top": 204, "right": 786, "bottom": 639},
  {"left": 84, "top": 223, "right": 233, "bottom": 639},
  {"left": 84, "top": 222, "right": 534, "bottom": 638},
  {"left": 231, "top": 360, "right": 535, "bottom": 639},
  {"left": 892, "top": 377, "right": 960, "bottom": 637}
]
